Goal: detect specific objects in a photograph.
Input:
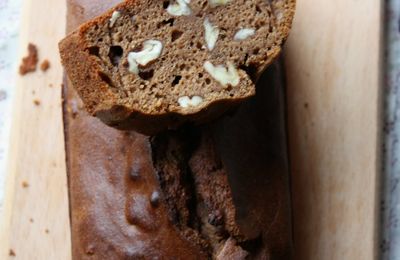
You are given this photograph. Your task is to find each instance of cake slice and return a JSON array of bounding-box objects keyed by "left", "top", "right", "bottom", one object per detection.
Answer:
[{"left": 59, "top": 0, "right": 295, "bottom": 134}]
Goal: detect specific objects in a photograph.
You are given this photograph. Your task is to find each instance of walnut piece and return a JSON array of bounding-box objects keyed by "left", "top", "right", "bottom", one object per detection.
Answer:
[
  {"left": 208, "top": 0, "right": 231, "bottom": 7},
  {"left": 203, "top": 61, "right": 240, "bottom": 87},
  {"left": 167, "top": 0, "right": 192, "bottom": 16},
  {"left": 178, "top": 96, "right": 204, "bottom": 108},
  {"left": 234, "top": 28, "right": 255, "bottom": 41},
  {"left": 204, "top": 18, "right": 219, "bottom": 51},
  {"left": 128, "top": 40, "right": 163, "bottom": 74},
  {"left": 109, "top": 11, "right": 121, "bottom": 27}
]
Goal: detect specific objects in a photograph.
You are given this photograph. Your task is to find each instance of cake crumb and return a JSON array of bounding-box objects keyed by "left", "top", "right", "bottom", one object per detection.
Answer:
[
  {"left": 45, "top": 229, "right": 49, "bottom": 234},
  {"left": 9, "top": 249, "right": 16, "bottom": 257},
  {"left": 19, "top": 43, "right": 38, "bottom": 75},
  {"left": 22, "top": 181, "right": 29, "bottom": 188},
  {"left": 29, "top": 218, "right": 34, "bottom": 223},
  {"left": 40, "top": 59, "right": 50, "bottom": 72},
  {"left": 33, "top": 99, "right": 41, "bottom": 106},
  {"left": 49, "top": 83, "right": 53, "bottom": 88}
]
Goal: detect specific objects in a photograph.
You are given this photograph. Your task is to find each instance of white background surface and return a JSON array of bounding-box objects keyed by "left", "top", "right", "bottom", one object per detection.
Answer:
[{"left": 0, "top": 0, "right": 22, "bottom": 213}]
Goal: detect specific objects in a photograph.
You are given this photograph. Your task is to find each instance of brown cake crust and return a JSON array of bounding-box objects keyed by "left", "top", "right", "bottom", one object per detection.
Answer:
[
  {"left": 60, "top": 0, "right": 295, "bottom": 135},
  {"left": 64, "top": 0, "right": 292, "bottom": 259}
]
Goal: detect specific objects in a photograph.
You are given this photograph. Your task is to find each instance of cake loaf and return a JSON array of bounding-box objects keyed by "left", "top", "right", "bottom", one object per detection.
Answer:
[
  {"left": 64, "top": 0, "right": 293, "bottom": 259},
  {"left": 60, "top": 0, "right": 295, "bottom": 135}
]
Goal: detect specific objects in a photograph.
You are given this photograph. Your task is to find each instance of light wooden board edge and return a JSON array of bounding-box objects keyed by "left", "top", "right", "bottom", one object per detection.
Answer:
[
  {"left": 285, "top": 0, "right": 382, "bottom": 259},
  {"left": 0, "top": 0, "right": 71, "bottom": 259}
]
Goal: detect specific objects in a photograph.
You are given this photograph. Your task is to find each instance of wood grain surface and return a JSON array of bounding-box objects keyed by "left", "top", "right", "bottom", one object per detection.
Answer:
[
  {"left": 285, "top": 0, "right": 382, "bottom": 259},
  {"left": 0, "top": 0, "right": 71, "bottom": 259}
]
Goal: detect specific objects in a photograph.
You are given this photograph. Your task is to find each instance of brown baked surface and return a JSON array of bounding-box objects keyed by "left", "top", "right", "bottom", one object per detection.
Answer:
[
  {"left": 60, "top": 0, "right": 295, "bottom": 135},
  {"left": 64, "top": 0, "right": 292, "bottom": 259}
]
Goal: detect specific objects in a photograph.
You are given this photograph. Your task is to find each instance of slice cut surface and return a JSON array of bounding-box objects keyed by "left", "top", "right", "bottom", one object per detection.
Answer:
[{"left": 59, "top": 0, "right": 295, "bottom": 134}]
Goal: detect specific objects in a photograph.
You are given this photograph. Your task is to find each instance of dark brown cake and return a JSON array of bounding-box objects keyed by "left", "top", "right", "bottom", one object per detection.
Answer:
[
  {"left": 60, "top": 0, "right": 295, "bottom": 135},
  {"left": 64, "top": 0, "right": 292, "bottom": 259}
]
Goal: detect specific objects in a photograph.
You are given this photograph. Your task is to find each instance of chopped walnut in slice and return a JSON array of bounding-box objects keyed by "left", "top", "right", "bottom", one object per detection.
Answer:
[
  {"left": 128, "top": 40, "right": 163, "bottom": 74},
  {"left": 109, "top": 11, "right": 121, "bottom": 27},
  {"left": 234, "top": 28, "right": 255, "bottom": 41},
  {"left": 204, "top": 18, "right": 219, "bottom": 51},
  {"left": 167, "top": 0, "right": 191, "bottom": 16},
  {"left": 178, "top": 96, "right": 204, "bottom": 108},
  {"left": 203, "top": 61, "right": 240, "bottom": 87},
  {"left": 208, "top": 0, "right": 231, "bottom": 8}
]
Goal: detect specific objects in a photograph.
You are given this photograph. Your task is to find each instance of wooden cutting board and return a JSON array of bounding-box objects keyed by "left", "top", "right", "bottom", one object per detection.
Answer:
[
  {"left": 285, "top": 0, "right": 382, "bottom": 259},
  {"left": 0, "top": 0, "right": 382, "bottom": 259},
  {"left": 0, "top": 0, "right": 71, "bottom": 259}
]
